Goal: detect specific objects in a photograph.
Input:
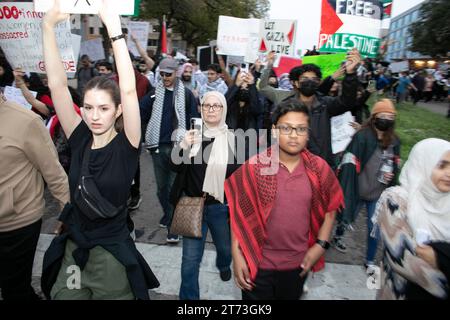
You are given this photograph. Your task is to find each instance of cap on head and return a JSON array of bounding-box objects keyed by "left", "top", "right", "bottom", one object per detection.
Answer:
[
  {"left": 159, "top": 58, "right": 179, "bottom": 73},
  {"left": 371, "top": 99, "right": 397, "bottom": 116}
]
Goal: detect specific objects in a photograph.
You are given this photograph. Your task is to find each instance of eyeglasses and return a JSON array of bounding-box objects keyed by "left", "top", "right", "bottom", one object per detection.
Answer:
[
  {"left": 276, "top": 125, "right": 309, "bottom": 136},
  {"left": 160, "top": 72, "right": 174, "bottom": 78},
  {"left": 201, "top": 103, "right": 223, "bottom": 111},
  {"left": 299, "top": 77, "right": 320, "bottom": 83}
]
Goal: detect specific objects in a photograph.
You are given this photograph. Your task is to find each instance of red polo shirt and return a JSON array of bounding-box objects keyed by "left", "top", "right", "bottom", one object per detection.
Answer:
[{"left": 259, "top": 159, "right": 312, "bottom": 271}]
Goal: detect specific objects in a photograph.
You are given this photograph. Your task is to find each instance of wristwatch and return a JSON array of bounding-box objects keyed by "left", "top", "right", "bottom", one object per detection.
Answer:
[{"left": 316, "top": 239, "right": 331, "bottom": 250}]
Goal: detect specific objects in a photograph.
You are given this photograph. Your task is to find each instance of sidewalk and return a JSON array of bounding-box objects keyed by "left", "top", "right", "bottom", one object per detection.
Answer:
[
  {"left": 32, "top": 234, "right": 376, "bottom": 300},
  {"left": 415, "top": 101, "right": 449, "bottom": 117}
]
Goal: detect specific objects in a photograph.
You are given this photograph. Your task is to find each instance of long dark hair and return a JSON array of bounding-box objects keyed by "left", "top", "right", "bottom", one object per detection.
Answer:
[
  {"left": 83, "top": 76, "right": 123, "bottom": 132},
  {"left": 361, "top": 115, "right": 398, "bottom": 149}
]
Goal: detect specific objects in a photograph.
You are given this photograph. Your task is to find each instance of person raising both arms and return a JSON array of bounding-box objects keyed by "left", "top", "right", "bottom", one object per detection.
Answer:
[{"left": 40, "top": 0, "right": 159, "bottom": 300}]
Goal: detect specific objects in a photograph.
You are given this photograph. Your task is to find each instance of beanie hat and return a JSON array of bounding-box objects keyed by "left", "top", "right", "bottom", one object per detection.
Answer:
[{"left": 371, "top": 99, "right": 397, "bottom": 116}]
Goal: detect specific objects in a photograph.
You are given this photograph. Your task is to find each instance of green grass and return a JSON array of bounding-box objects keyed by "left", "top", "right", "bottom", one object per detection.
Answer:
[{"left": 368, "top": 97, "right": 450, "bottom": 162}]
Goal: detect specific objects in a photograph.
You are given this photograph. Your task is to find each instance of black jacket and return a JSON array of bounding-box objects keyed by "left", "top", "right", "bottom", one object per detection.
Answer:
[{"left": 225, "top": 84, "right": 262, "bottom": 131}]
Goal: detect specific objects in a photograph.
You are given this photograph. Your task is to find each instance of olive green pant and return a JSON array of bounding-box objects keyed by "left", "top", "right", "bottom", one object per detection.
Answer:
[{"left": 50, "top": 239, "right": 134, "bottom": 300}]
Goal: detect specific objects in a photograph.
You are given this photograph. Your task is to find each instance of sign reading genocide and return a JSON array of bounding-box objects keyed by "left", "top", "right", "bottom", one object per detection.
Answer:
[
  {"left": 318, "top": 0, "right": 383, "bottom": 58},
  {"left": 0, "top": 2, "right": 76, "bottom": 74},
  {"left": 34, "top": 0, "right": 135, "bottom": 15}
]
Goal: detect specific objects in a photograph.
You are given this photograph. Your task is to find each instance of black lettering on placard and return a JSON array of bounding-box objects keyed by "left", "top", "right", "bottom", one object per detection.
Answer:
[{"left": 74, "top": 0, "right": 92, "bottom": 6}]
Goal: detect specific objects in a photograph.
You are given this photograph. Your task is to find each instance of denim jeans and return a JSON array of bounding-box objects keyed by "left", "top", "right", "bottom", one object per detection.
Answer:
[
  {"left": 358, "top": 199, "right": 380, "bottom": 264},
  {"left": 335, "top": 199, "right": 380, "bottom": 264},
  {"left": 150, "top": 144, "right": 176, "bottom": 226},
  {"left": 179, "top": 203, "right": 232, "bottom": 300}
]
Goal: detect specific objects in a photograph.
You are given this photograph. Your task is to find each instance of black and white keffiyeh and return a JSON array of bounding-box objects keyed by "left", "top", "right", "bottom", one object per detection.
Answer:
[{"left": 145, "top": 79, "right": 186, "bottom": 149}]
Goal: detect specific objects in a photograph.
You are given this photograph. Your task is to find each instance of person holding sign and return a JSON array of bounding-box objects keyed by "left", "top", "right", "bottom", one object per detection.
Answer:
[
  {"left": 259, "top": 49, "right": 361, "bottom": 169},
  {"left": 40, "top": 0, "right": 159, "bottom": 300},
  {"left": 332, "top": 99, "right": 401, "bottom": 273}
]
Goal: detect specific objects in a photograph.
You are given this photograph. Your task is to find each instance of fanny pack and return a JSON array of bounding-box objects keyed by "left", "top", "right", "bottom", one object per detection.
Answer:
[{"left": 73, "top": 141, "right": 124, "bottom": 221}]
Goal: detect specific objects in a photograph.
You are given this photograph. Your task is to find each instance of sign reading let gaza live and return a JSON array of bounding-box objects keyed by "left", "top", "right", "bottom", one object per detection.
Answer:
[{"left": 318, "top": 0, "right": 384, "bottom": 58}]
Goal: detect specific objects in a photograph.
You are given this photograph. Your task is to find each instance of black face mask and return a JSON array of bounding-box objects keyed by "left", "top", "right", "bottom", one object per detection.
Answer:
[
  {"left": 374, "top": 118, "right": 395, "bottom": 131},
  {"left": 238, "top": 89, "right": 250, "bottom": 102},
  {"left": 298, "top": 80, "right": 319, "bottom": 97}
]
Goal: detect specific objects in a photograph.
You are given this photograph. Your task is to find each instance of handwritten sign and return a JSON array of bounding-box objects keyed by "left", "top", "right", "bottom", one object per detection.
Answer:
[
  {"left": 331, "top": 111, "right": 356, "bottom": 154},
  {"left": 34, "top": 0, "right": 135, "bottom": 15},
  {"left": 80, "top": 38, "right": 105, "bottom": 62},
  {"left": 259, "top": 19, "right": 297, "bottom": 67},
  {"left": 0, "top": 2, "right": 76, "bottom": 74},
  {"left": 127, "top": 21, "right": 150, "bottom": 57},
  {"left": 4, "top": 86, "right": 37, "bottom": 110},
  {"left": 217, "top": 16, "right": 261, "bottom": 58}
]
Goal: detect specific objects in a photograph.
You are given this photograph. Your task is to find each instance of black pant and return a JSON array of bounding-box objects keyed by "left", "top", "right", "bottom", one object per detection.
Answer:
[
  {"left": 242, "top": 268, "right": 306, "bottom": 300},
  {"left": 0, "top": 219, "right": 42, "bottom": 301}
]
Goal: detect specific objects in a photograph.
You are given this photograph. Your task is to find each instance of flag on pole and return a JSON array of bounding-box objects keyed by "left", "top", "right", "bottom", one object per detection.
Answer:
[{"left": 161, "top": 15, "right": 168, "bottom": 54}]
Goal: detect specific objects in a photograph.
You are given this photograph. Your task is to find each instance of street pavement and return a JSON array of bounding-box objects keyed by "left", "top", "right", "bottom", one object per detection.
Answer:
[
  {"left": 415, "top": 100, "right": 449, "bottom": 116},
  {"left": 35, "top": 150, "right": 379, "bottom": 300}
]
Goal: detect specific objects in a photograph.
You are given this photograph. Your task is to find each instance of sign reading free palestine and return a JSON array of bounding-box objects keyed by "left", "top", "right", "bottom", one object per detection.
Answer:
[{"left": 318, "top": 0, "right": 384, "bottom": 58}]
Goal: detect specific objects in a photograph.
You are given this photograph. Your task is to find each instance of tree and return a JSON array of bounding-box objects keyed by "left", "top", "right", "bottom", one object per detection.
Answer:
[
  {"left": 409, "top": 0, "right": 450, "bottom": 57},
  {"left": 140, "top": 0, "right": 270, "bottom": 55}
]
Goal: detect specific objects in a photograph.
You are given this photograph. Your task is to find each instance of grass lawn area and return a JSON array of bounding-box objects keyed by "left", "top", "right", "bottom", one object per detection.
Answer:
[{"left": 369, "top": 98, "right": 450, "bottom": 162}]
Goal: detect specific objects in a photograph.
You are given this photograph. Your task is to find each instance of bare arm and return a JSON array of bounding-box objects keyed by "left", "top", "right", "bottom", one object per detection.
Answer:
[
  {"left": 100, "top": 1, "right": 141, "bottom": 148},
  {"left": 131, "top": 34, "right": 155, "bottom": 70},
  {"left": 300, "top": 211, "right": 336, "bottom": 277},
  {"left": 42, "top": 1, "right": 81, "bottom": 138},
  {"left": 13, "top": 69, "right": 49, "bottom": 116},
  {"left": 216, "top": 48, "right": 233, "bottom": 87}
]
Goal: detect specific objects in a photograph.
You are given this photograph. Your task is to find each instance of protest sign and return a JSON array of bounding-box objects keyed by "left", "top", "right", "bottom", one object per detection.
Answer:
[
  {"left": 34, "top": 0, "right": 135, "bottom": 15},
  {"left": 272, "top": 56, "right": 302, "bottom": 78},
  {"left": 258, "top": 19, "right": 297, "bottom": 66},
  {"left": 217, "top": 16, "right": 261, "bottom": 58},
  {"left": 302, "top": 53, "right": 346, "bottom": 79},
  {"left": 80, "top": 38, "right": 105, "bottom": 62},
  {"left": 331, "top": 111, "right": 356, "bottom": 154},
  {"left": 318, "top": 0, "right": 383, "bottom": 58},
  {"left": 127, "top": 21, "right": 150, "bottom": 57},
  {"left": 4, "top": 86, "right": 37, "bottom": 110},
  {"left": 0, "top": 2, "right": 76, "bottom": 74},
  {"left": 389, "top": 61, "right": 409, "bottom": 74},
  {"left": 68, "top": 34, "right": 82, "bottom": 78}
]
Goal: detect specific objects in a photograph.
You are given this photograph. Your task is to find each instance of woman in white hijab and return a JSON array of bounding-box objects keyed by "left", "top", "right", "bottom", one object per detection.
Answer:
[
  {"left": 170, "top": 91, "right": 241, "bottom": 300},
  {"left": 373, "top": 138, "right": 450, "bottom": 300}
]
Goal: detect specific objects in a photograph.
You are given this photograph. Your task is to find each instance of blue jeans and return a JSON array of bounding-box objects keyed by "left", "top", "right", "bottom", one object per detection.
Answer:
[
  {"left": 179, "top": 203, "right": 232, "bottom": 300},
  {"left": 151, "top": 144, "right": 176, "bottom": 226},
  {"left": 357, "top": 199, "right": 380, "bottom": 264}
]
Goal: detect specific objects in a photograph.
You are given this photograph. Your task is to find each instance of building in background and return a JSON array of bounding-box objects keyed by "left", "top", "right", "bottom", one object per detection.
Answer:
[{"left": 384, "top": 2, "right": 438, "bottom": 70}]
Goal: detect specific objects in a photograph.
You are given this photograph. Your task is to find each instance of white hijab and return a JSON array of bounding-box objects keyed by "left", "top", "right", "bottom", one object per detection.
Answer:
[
  {"left": 191, "top": 91, "right": 234, "bottom": 203},
  {"left": 399, "top": 138, "right": 450, "bottom": 241}
]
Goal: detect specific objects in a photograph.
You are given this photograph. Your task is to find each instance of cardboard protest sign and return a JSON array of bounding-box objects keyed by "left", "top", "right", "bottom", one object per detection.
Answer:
[
  {"left": 0, "top": 2, "right": 76, "bottom": 74},
  {"left": 302, "top": 53, "right": 346, "bottom": 79},
  {"left": 127, "top": 21, "right": 150, "bottom": 57},
  {"left": 217, "top": 16, "right": 261, "bottom": 58},
  {"left": 272, "top": 56, "right": 302, "bottom": 78},
  {"left": 389, "top": 61, "right": 409, "bottom": 74},
  {"left": 318, "top": 0, "right": 383, "bottom": 58},
  {"left": 4, "top": 86, "right": 37, "bottom": 110},
  {"left": 80, "top": 38, "right": 105, "bottom": 62},
  {"left": 34, "top": 0, "right": 135, "bottom": 15},
  {"left": 68, "top": 34, "right": 82, "bottom": 79},
  {"left": 331, "top": 111, "right": 356, "bottom": 154},
  {"left": 259, "top": 19, "right": 297, "bottom": 66}
]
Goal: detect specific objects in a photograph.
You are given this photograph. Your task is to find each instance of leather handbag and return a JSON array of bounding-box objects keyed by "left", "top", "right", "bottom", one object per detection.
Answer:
[{"left": 170, "top": 193, "right": 206, "bottom": 238}]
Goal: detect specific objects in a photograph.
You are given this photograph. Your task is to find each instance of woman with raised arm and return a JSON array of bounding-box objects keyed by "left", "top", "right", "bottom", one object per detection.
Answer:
[{"left": 40, "top": 0, "right": 159, "bottom": 300}]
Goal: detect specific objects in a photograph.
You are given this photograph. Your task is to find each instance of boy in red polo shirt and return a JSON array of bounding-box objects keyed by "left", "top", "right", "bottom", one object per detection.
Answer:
[{"left": 225, "top": 100, "right": 344, "bottom": 300}]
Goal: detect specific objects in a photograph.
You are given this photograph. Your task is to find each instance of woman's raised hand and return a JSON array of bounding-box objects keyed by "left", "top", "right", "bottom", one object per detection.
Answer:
[
  {"left": 98, "top": 0, "right": 122, "bottom": 34},
  {"left": 43, "top": 0, "right": 69, "bottom": 27}
]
